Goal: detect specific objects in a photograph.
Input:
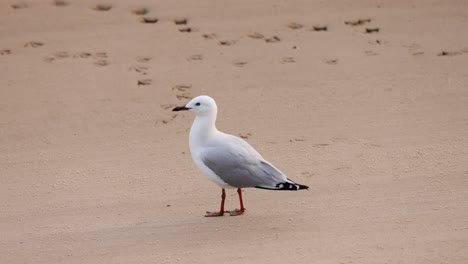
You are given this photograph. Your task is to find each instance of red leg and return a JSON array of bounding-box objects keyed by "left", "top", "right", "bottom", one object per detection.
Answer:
[
  {"left": 226, "top": 188, "right": 246, "bottom": 216},
  {"left": 205, "top": 188, "right": 225, "bottom": 217},
  {"left": 238, "top": 188, "right": 246, "bottom": 211}
]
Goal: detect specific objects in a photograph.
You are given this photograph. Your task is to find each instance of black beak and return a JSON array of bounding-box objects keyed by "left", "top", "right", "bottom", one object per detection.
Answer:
[{"left": 172, "top": 105, "right": 190, "bottom": 111}]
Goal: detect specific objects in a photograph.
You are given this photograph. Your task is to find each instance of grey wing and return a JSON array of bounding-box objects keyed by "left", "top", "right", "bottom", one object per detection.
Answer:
[{"left": 201, "top": 139, "right": 288, "bottom": 188}]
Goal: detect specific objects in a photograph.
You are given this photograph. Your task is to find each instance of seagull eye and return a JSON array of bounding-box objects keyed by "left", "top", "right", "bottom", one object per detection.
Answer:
[{"left": 195, "top": 102, "right": 201, "bottom": 106}]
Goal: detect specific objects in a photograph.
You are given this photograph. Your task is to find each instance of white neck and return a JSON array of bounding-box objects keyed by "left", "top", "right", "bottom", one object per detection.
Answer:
[{"left": 189, "top": 112, "right": 218, "bottom": 147}]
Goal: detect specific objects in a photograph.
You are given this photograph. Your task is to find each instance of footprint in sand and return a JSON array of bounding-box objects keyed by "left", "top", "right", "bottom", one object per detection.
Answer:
[
  {"left": 137, "top": 79, "right": 152, "bottom": 86},
  {"left": 174, "top": 19, "right": 190, "bottom": 32},
  {"left": 239, "top": 133, "right": 252, "bottom": 139},
  {"left": 92, "top": 53, "right": 108, "bottom": 66},
  {"left": 94, "top": 60, "right": 107, "bottom": 66},
  {"left": 288, "top": 22, "right": 304, "bottom": 30},
  {"left": 141, "top": 17, "right": 158, "bottom": 24},
  {"left": 405, "top": 43, "right": 421, "bottom": 50},
  {"left": 92, "top": 4, "right": 112, "bottom": 11},
  {"left": 345, "top": 18, "right": 372, "bottom": 26},
  {"left": 11, "top": 3, "right": 28, "bottom": 9},
  {"left": 44, "top": 51, "right": 69, "bottom": 62},
  {"left": 368, "top": 39, "right": 385, "bottom": 45},
  {"left": 219, "top": 40, "right": 236, "bottom": 46},
  {"left": 176, "top": 94, "right": 192, "bottom": 100},
  {"left": 404, "top": 43, "right": 423, "bottom": 56},
  {"left": 179, "top": 27, "right": 192, "bottom": 33},
  {"left": 265, "top": 36, "right": 281, "bottom": 43},
  {"left": 365, "top": 27, "right": 380, "bottom": 34},
  {"left": 172, "top": 85, "right": 192, "bottom": 100},
  {"left": 53, "top": 0, "right": 68, "bottom": 7},
  {"left": 301, "top": 171, "right": 314, "bottom": 178},
  {"left": 24, "top": 41, "right": 44, "bottom": 48},
  {"left": 156, "top": 113, "right": 179, "bottom": 125},
  {"left": 365, "top": 50, "right": 378, "bottom": 56},
  {"left": 174, "top": 18, "right": 188, "bottom": 25},
  {"left": 93, "top": 52, "right": 107, "bottom": 58},
  {"left": 44, "top": 57, "right": 55, "bottom": 63},
  {"left": 334, "top": 165, "right": 351, "bottom": 171},
  {"left": 437, "top": 48, "right": 468, "bottom": 57},
  {"left": 131, "top": 57, "right": 152, "bottom": 83},
  {"left": 281, "top": 57, "right": 295, "bottom": 63},
  {"left": 0, "top": 49, "right": 12, "bottom": 55},
  {"left": 44, "top": 51, "right": 109, "bottom": 65},
  {"left": 54, "top": 51, "right": 69, "bottom": 58},
  {"left": 129, "top": 66, "right": 148, "bottom": 75},
  {"left": 132, "top": 7, "right": 149, "bottom": 15},
  {"left": 437, "top": 50, "right": 463, "bottom": 57},
  {"left": 247, "top": 32, "right": 264, "bottom": 39},
  {"left": 312, "top": 25, "right": 328, "bottom": 31},
  {"left": 187, "top": 54, "right": 203, "bottom": 61},
  {"left": 202, "top": 33, "right": 218, "bottom": 40},
  {"left": 233, "top": 61, "right": 247, "bottom": 67},
  {"left": 159, "top": 105, "right": 181, "bottom": 125},
  {"left": 290, "top": 137, "right": 306, "bottom": 142},
  {"left": 160, "top": 104, "right": 177, "bottom": 110},
  {"left": 136, "top": 56, "right": 152, "bottom": 63},
  {"left": 323, "top": 59, "right": 338, "bottom": 65},
  {"left": 73, "top": 52, "right": 92, "bottom": 58},
  {"left": 172, "top": 85, "right": 191, "bottom": 92},
  {"left": 313, "top": 143, "right": 330, "bottom": 148}
]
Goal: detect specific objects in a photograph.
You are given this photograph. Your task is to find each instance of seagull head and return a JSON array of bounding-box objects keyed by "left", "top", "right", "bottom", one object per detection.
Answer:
[{"left": 172, "top": 95, "right": 218, "bottom": 117}]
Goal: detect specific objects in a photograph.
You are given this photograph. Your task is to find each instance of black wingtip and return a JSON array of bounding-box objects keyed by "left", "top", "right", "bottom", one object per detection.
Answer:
[
  {"left": 255, "top": 182, "right": 309, "bottom": 191},
  {"left": 286, "top": 178, "right": 309, "bottom": 190}
]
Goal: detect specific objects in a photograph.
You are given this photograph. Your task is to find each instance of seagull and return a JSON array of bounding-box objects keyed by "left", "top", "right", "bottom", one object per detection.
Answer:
[{"left": 173, "top": 95, "right": 308, "bottom": 217}]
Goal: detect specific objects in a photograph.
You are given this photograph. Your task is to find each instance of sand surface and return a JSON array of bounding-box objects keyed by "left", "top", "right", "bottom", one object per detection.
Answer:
[{"left": 1, "top": 0, "right": 468, "bottom": 263}]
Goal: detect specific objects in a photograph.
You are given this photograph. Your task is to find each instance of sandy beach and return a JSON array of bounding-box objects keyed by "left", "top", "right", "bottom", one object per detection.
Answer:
[{"left": 1, "top": 0, "right": 468, "bottom": 263}]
